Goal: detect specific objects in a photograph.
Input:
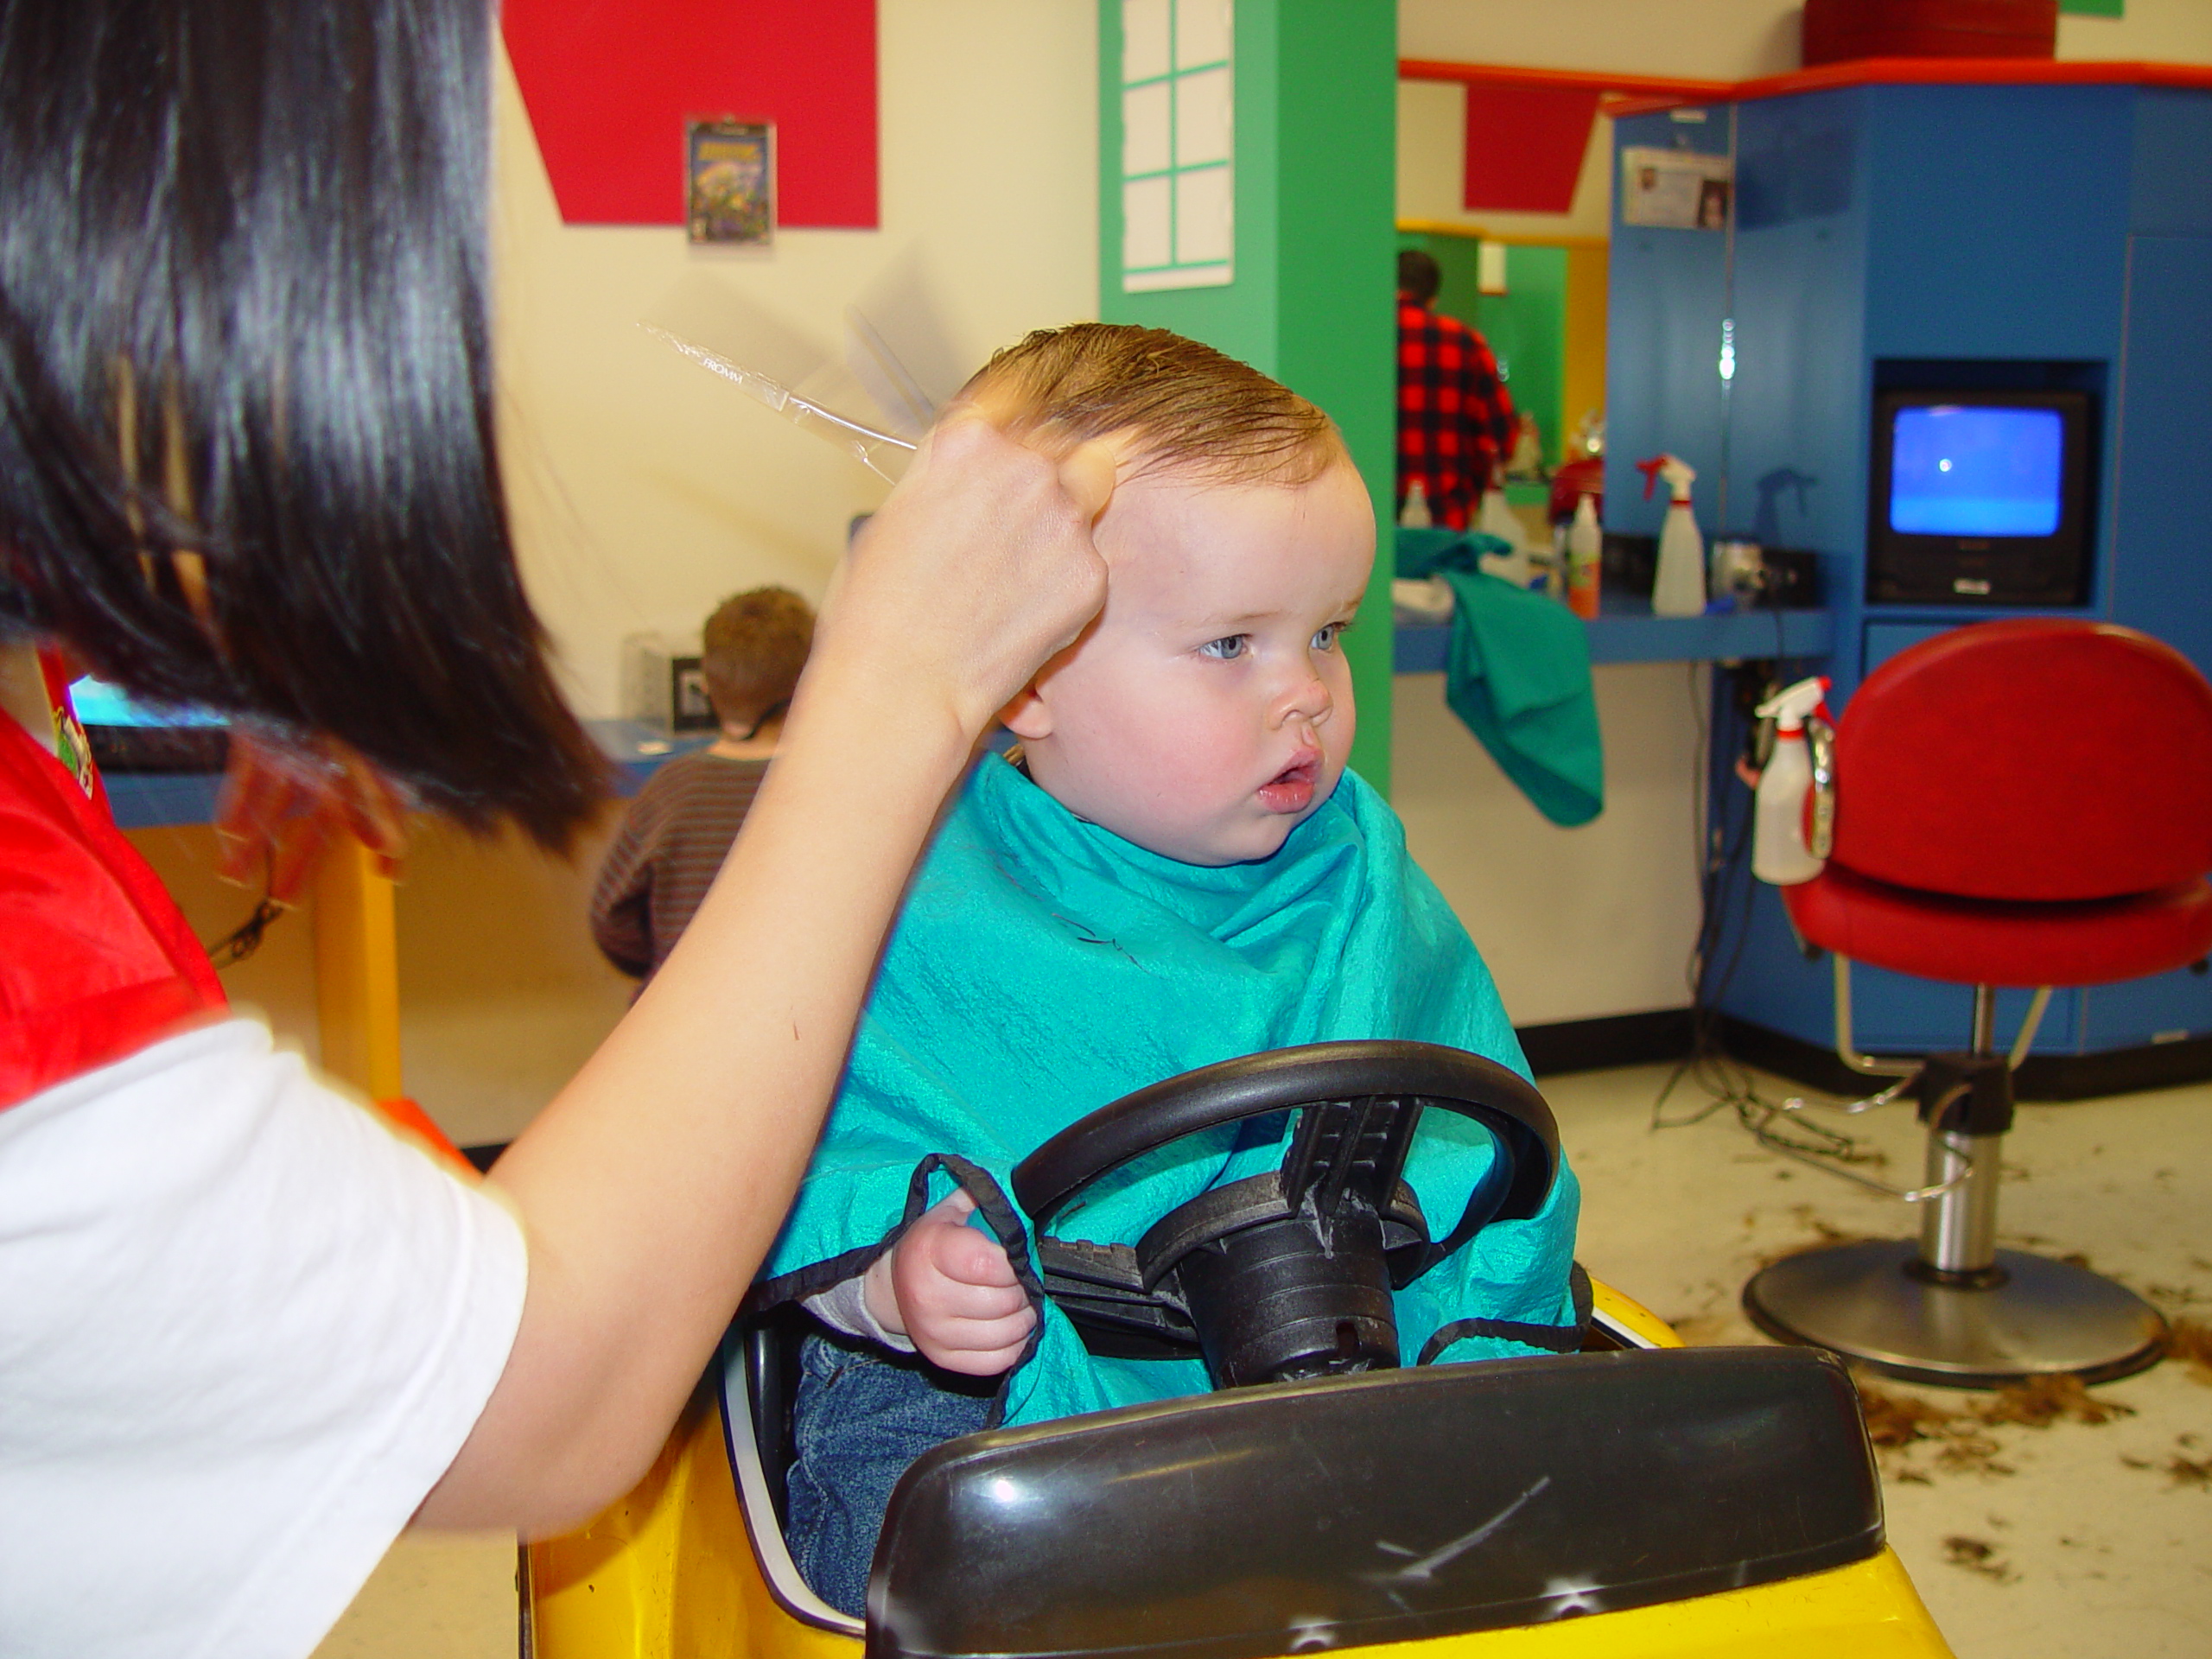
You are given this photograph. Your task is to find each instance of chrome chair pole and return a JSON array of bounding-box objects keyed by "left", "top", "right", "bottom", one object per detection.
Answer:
[
  {"left": 1917, "top": 987, "right": 2001, "bottom": 1280},
  {"left": 1744, "top": 982, "right": 2164, "bottom": 1385}
]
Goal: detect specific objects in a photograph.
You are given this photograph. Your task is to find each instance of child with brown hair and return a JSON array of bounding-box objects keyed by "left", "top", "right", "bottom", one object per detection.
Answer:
[
  {"left": 753, "top": 326, "right": 1580, "bottom": 1614},
  {"left": 590, "top": 586, "right": 815, "bottom": 981}
]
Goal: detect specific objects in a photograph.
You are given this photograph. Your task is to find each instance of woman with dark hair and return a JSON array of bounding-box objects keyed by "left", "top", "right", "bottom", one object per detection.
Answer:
[{"left": 0, "top": 3, "right": 1108, "bottom": 1654}]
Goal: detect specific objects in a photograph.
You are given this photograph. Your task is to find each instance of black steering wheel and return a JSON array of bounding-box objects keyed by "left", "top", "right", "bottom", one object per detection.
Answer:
[{"left": 1009, "top": 1041, "right": 1559, "bottom": 1389}]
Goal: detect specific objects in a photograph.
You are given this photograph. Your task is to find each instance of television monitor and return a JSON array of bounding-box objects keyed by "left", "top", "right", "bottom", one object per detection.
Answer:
[
  {"left": 1866, "top": 388, "right": 2094, "bottom": 606},
  {"left": 69, "top": 676, "right": 230, "bottom": 772}
]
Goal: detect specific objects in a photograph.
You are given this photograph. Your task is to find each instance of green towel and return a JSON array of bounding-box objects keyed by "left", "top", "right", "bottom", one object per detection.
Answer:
[
  {"left": 1398, "top": 527, "right": 1605, "bottom": 828},
  {"left": 755, "top": 753, "right": 1581, "bottom": 1428}
]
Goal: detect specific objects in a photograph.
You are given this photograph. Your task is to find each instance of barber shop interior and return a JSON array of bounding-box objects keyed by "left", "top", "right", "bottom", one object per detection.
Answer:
[{"left": 45, "top": 2, "right": 2212, "bottom": 1656}]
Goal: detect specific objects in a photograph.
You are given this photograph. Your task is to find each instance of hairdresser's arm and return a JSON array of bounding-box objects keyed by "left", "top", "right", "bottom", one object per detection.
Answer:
[{"left": 416, "top": 417, "right": 1110, "bottom": 1534}]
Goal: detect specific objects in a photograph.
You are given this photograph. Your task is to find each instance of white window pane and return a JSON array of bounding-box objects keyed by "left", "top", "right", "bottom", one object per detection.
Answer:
[
  {"left": 1478, "top": 239, "right": 1510, "bottom": 295},
  {"left": 1175, "top": 164, "right": 1233, "bottom": 266},
  {"left": 1123, "top": 175, "right": 1173, "bottom": 270},
  {"left": 1175, "top": 0, "right": 1232, "bottom": 69},
  {"left": 1125, "top": 263, "right": 1232, "bottom": 291},
  {"left": 1123, "top": 81, "right": 1172, "bottom": 177},
  {"left": 1122, "top": 0, "right": 1171, "bottom": 83},
  {"left": 1174, "top": 65, "right": 1231, "bottom": 168}
]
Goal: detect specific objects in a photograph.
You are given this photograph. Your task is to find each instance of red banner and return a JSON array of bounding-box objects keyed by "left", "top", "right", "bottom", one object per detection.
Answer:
[
  {"left": 502, "top": 0, "right": 878, "bottom": 227},
  {"left": 1461, "top": 84, "right": 1602, "bottom": 217}
]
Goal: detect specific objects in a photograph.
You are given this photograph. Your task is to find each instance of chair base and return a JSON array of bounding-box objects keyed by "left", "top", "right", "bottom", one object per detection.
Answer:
[{"left": 1744, "top": 1239, "right": 2167, "bottom": 1388}]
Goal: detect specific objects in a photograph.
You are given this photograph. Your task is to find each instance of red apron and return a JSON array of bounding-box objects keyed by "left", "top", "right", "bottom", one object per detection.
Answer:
[{"left": 0, "top": 652, "right": 227, "bottom": 1109}]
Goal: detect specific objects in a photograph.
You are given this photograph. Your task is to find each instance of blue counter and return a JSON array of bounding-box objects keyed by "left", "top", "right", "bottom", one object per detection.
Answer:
[
  {"left": 103, "top": 719, "right": 715, "bottom": 830},
  {"left": 1391, "top": 601, "right": 1834, "bottom": 674}
]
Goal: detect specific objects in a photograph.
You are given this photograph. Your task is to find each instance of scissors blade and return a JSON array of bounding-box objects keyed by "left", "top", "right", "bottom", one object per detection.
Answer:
[{"left": 643, "top": 323, "right": 918, "bottom": 481}]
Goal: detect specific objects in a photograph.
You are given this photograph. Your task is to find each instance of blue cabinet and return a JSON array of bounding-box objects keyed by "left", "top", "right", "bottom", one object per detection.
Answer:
[
  {"left": 2110, "top": 233, "right": 2212, "bottom": 678},
  {"left": 1608, "top": 81, "right": 2212, "bottom": 1060}
]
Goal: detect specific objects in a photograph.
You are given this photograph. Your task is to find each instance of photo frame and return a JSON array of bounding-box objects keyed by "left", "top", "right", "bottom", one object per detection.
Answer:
[
  {"left": 672, "top": 659, "right": 716, "bottom": 729},
  {"left": 1619, "top": 145, "right": 1733, "bottom": 232},
  {"left": 686, "top": 119, "right": 774, "bottom": 246}
]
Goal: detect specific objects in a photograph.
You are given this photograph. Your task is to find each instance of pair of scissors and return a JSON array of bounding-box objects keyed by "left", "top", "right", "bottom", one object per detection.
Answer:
[{"left": 643, "top": 325, "right": 918, "bottom": 484}]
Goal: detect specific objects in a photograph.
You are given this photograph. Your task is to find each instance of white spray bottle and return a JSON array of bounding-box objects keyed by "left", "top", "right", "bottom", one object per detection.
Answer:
[
  {"left": 1752, "top": 675, "right": 1832, "bottom": 886},
  {"left": 1477, "top": 490, "right": 1534, "bottom": 588},
  {"left": 1637, "top": 454, "right": 1707, "bottom": 617}
]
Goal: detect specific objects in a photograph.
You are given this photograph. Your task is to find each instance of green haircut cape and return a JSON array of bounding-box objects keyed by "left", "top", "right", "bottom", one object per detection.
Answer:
[{"left": 753, "top": 752, "right": 1582, "bottom": 1429}]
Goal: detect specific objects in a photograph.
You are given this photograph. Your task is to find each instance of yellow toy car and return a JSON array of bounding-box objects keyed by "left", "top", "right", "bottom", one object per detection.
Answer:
[{"left": 527, "top": 1046, "right": 1952, "bottom": 1659}]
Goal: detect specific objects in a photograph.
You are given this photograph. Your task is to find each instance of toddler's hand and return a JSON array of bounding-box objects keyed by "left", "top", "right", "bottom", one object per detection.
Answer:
[{"left": 864, "top": 1192, "right": 1036, "bottom": 1376}]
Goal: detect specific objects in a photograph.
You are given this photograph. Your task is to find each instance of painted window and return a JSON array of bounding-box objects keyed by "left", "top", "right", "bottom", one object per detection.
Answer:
[{"left": 1117, "top": 0, "right": 1233, "bottom": 292}]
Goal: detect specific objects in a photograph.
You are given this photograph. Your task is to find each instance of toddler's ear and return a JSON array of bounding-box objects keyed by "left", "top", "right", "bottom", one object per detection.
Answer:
[{"left": 999, "top": 683, "right": 1054, "bottom": 741}]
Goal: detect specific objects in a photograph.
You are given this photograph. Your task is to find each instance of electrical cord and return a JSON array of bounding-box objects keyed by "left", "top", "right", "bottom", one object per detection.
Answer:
[
  {"left": 1649, "top": 648, "right": 1889, "bottom": 1173},
  {"left": 205, "top": 849, "right": 289, "bottom": 969}
]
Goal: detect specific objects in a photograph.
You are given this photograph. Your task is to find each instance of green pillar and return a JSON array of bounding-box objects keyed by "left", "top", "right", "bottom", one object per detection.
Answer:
[{"left": 1099, "top": 0, "right": 1398, "bottom": 795}]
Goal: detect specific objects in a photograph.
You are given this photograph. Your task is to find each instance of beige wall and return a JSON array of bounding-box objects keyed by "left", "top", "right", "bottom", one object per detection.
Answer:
[
  {"left": 391, "top": 812, "right": 637, "bottom": 1148},
  {"left": 1395, "top": 667, "right": 1708, "bottom": 1028},
  {"left": 125, "top": 816, "right": 636, "bottom": 1148},
  {"left": 128, "top": 825, "right": 326, "bottom": 1071},
  {"left": 2060, "top": 0, "right": 2212, "bottom": 60},
  {"left": 494, "top": 1, "right": 1102, "bottom": 720},
  {"left": 1398, "top": 81, "right": 1618, "bottom": 241}
]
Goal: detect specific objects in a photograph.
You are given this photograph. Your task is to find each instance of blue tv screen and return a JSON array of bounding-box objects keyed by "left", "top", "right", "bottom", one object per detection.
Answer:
[
  {"left": 1888, "top": 404, "right": 2065, "bottom": 537},
  {"left": 69, "top": 677, "right": 226, "bottom": 728}
]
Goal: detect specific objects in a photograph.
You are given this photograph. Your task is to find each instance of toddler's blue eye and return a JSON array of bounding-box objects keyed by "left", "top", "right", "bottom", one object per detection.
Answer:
[
  {"left": 1312, "top": 623, "right": 1344, "bottom": 651},
  {"left": 1199, "top": 635, "right": 1249, "bottom": 660}
]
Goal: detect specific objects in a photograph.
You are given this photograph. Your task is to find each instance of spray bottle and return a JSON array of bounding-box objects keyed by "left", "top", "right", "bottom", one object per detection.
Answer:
[
  {"left": 1637, "top": 454, "right": 1707, "bottom": 617},
  {"left": 1752, "top": 675, "right": 1833, "bottom": 885},
  {"left": 1474, "top": 487, "right": 1532, "bottom": 588},
  {"left": 1565, "top": 493, "right": 1601, "bottom": 619}
]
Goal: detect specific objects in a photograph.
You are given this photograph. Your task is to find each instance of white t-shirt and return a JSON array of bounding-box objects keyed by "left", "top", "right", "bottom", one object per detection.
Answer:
[{"left": 0, "top": 1020, "right": 529, "bottom": 1659}]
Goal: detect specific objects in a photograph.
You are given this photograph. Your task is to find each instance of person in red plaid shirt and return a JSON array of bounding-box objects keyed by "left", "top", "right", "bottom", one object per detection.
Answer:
[{"left": 1396, "top": 248, "right": 1516, "bottom": 531}]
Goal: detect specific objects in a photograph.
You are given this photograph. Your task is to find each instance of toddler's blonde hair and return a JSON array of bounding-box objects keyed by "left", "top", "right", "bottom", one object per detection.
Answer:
[{"left": 960, "top": 323, "right": 1345, "bottom": 486}]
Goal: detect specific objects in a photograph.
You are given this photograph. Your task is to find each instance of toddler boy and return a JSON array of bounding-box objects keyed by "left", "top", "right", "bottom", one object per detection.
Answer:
[
  {"left": 590, "top": 587, "right": 813, "bottom": 981},
  {"left": 753, "top": 327, "right": 1580, "bottom": 1615}
]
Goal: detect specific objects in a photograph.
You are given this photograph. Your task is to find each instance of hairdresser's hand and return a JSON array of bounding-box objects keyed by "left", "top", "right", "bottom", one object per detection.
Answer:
[
  {"left": 812, "top": 412, "right": 1114, "bottom": 745},
  {"left": 215, "top": 731, "right": 408, "bottom": 902},
  {"left": 864, "top": 1191, "right": 1037, "bottom": 1376}
]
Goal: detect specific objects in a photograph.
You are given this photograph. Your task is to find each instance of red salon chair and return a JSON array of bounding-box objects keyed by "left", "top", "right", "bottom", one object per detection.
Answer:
[{"left": 1743, "top": 619, "right": 2212, "bottom": 1385}]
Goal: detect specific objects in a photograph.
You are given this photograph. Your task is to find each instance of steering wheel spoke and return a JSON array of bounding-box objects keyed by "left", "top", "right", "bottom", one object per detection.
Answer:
[
  {"left": 1281, "top": 1093, "right": 1422, "bottom": 1233},
  {"left": 1014, "top": 1043, "right": 1560, "bottom": 1391},
  {"left": 1033, "top": 1237, "right": 1197, "bottom": 1359}
]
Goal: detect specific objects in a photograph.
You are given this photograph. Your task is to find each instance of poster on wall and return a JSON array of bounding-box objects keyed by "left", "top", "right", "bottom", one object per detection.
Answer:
[
  {"left": 687, "top": 119, "right": 774, "bottom": 245},
  {"left": 1619, "top": 145, "right": 1732, "bottom": 231}
]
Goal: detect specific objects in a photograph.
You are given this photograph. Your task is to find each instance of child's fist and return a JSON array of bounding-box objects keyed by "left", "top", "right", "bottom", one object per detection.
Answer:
[{"left": 864, "top": 1191, "right": 1036, "bottom": 1376}]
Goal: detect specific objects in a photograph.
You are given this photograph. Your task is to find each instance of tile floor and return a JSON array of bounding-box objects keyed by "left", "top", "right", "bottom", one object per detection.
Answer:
[{"left": 320, "top": 1059, "right": 2212, "bottom": 1659}]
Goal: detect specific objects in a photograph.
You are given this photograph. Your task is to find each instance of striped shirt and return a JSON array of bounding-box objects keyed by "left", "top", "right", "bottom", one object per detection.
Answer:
[{"left": 589, "top": 750, "right": 770, "bottom": 981}]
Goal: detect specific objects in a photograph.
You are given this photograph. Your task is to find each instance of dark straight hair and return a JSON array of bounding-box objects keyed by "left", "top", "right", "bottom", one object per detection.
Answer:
[{"left": 0, "top": 0, "right": 607, "bottom": 848}]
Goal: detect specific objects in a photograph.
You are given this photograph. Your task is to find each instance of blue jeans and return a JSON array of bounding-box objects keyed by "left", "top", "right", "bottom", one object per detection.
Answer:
[{"left": 785, "top": 1330, "right": 996, "bottom": 1618}]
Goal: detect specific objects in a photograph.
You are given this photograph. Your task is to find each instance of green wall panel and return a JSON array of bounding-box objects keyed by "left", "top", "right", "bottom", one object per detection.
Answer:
[{"left": 1103, "top": 0, "right": 1397, "bottom": 794}]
